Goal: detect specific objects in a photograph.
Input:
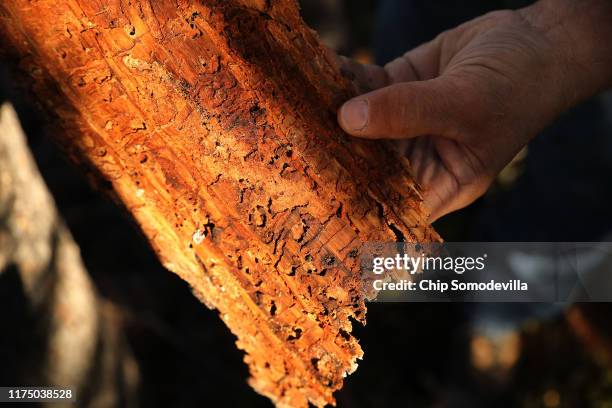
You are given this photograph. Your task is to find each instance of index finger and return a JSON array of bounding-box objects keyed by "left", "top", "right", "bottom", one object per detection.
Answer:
[{"left": 337, "top": 55, "right": 390, "bottom": 93}]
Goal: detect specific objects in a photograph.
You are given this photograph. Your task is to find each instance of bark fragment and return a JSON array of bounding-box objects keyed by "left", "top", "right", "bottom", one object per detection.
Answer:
[{"left": 0, "top": 1, "right": 440, "bottom": 406}]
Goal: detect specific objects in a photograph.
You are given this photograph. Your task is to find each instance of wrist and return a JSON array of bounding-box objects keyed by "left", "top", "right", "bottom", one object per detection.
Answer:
[{"left": 519, "top": 0, "right": 612, "bottom": 107}]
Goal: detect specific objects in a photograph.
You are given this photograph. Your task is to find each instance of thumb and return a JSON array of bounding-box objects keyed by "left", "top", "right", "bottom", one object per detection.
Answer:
[{"left": 338, "top": 79, "right": 464, "bottom": 140}]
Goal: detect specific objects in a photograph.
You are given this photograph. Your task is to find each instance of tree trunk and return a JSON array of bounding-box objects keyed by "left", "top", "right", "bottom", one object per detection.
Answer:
[
  {"left": 0, "top": 103, "right": 139, "bottom": 407},
  {"left": 0, "top": 1, "right": 440, "bottom": 406}
]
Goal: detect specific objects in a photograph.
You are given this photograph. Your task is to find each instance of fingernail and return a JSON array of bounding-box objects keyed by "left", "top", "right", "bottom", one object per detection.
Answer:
[{"left": 340, "top": 99, "right": 369, "bottom": 131}]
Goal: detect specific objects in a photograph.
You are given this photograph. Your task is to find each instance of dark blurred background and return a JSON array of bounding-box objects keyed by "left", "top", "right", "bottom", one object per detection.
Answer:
[{"left": 2, "top": 1, "right": 612, "bottom": 407}]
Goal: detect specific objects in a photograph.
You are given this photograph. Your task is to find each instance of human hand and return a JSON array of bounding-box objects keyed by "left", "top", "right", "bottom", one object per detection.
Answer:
[{"left": 337, "top": 0, "right": 612, "bottom": 221}]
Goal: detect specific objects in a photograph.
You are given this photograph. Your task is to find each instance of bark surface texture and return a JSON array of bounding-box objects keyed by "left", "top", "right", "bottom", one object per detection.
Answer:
[{"left": 0, "top": 1, "right": 440, "bottom": 406}]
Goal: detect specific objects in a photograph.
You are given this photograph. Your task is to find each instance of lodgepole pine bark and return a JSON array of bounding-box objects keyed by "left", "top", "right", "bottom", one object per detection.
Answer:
[{"left": 0, "top": 1, "right": 440, "bottom": 406}]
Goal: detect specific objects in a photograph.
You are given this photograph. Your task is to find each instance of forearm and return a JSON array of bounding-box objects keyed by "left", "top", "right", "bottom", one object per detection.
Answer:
[{"left": 520, "top": 0, "right": 612, "bottom": 107}]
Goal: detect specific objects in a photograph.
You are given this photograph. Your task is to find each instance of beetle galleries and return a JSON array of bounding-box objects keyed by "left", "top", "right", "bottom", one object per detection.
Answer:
[{"left": 371, "top": 253, "right": 487, "bottom": 275}]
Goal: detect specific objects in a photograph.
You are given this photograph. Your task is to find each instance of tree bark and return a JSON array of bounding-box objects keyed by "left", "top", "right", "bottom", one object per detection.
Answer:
[{"left": 0, "top": 1, "right": 440, "bottom": 406}]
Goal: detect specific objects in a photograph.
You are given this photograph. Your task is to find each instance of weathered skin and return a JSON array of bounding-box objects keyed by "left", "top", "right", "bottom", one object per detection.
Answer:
[{"left": 0, "top": 1, "right": 440, "bottom": 406}]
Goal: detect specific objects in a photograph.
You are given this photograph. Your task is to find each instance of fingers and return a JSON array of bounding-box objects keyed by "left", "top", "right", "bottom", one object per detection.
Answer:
[
  {"left": 337, "top": 55, "right": 389, "bottom": 93},
  {"left": 424, "top": 179, "right": 490, "bottom": 222},
  {"left": 337, "top": 35, "right": 458, "bottom": 139},
  {"left": 338, "top": 78, "right": 462, "bottom": 139},
  {"left": 336, "top": 37, "right": 441, "bottom": 94},
  {"left": 406, "top": 136, "right": 493, "bottom": 221},
  {"left": 420, "top": 167, "right": 491, "bottom": 222},
  {"left": 384, "top": 40, "right": 441, "bottom": 82}
]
